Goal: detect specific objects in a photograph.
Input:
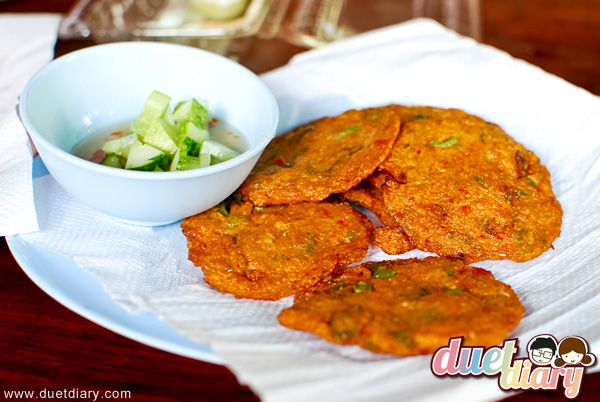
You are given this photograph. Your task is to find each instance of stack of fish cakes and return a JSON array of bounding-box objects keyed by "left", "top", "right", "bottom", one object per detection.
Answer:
[
  {"left": 182, "top": 105, "right": 563, "bottom": 356},
  {"left": 341, "top": 105, "right": 563, "bottom": 264},
  {"left": 182, "top": 107, "right": 400, "bottom": 301}
]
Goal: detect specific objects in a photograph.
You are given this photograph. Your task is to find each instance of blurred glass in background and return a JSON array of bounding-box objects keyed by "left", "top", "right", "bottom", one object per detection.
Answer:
[{"left": 59, "top": 0, "right": 481, "bottom": 59}]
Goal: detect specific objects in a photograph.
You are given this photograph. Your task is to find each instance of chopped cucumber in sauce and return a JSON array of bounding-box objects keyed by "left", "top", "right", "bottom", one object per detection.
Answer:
[
  {"left": 77, "top": 90, "right": 244, "bottom": 172},
  {"left": 125, "top": 144, "right": 167, "bottom": 171},
  {"left": 100, "top": 153, "right": 124, "bottom": 169}
]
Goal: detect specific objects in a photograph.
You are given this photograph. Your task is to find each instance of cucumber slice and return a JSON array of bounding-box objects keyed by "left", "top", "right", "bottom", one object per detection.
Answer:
[
  {"left": 210, "top": 155, "right": 224, "bottom": 165},
  {"left": 173, "top": 98, "right": 208, "bottom": 129},
  {"left": 125, "top": 144, "right": 166, "bottom": 171},
  {"left": 142, "top": 118, "right": 178, "bottom": 154},
  {"left": 199, "top": 153, "right": 212, "bottom": 168},
  {"left": 184, "top": 155, "right": 202, "bottom": 170},
  {"left": 169, "top": 148, "right": 187, "bottom": 171},
  {"left": 169, "top": 147, "right": 213, "bottom": 171},
  {"left": 182, "top": 135, "right": 201, "bottom": 156},
  {"left": 182, "top": 154, "right": 211, "bottom": 170},
  {"left": 100, "top": 153, "right": 124, "bottom": 169},
  {"left": 101, "top": 133, "right": 141, "bottom": 158},
  {"left": 131, "top": 90, "right": 172, "bottom": 136},
  {"left": 163, "top": 106, "right": 178, "bottom": 128},
  {"left": 177, "top": 120, "right": 210, "bottom": 154},
  {"left": 200, "top": 140, "right": 240, "bottom": 163}
]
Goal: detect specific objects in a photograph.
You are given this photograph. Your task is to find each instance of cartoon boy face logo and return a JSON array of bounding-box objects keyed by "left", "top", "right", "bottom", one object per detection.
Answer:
[
  {"left": 528, "top": 335, "right": 557, "bottom": 365},
  {"left": 553, "top": 336, "right": 596, "bottom": 368}
]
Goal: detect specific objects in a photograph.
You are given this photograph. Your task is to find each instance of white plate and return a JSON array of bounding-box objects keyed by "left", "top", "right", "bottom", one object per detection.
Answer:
[{"left": 6, "top": 157, "right": 223, "bottom": 364}]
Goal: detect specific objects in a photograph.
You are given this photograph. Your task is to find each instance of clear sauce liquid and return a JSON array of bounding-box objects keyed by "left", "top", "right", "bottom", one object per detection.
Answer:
[{"left": 71, "top": 117, "right": 248, "bottom": 165}]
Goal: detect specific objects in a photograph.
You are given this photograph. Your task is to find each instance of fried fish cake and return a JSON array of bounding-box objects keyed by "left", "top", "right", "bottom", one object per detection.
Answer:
[
  {"left": 385, "top": 105, "right": 471, "bottom": 124},
  {"left": 379, "top": 111, "right": 562, "bottom": 263},
  {"left": 362, "top": 106, "right": 471, "bottom": 192},
  {"left": 238, "top": 108, "right": 400, "bottom": 206},
  {"left": 372, "top": 226, "right": 416, "bottom": 255},
  {"left": 338, "top": 179, "right": 416, "bottom": 254},
  {"left": 278, "top": 257, "right": 524, "bottom": 356},
  {"left": 339, "top": 179, "right": 398, "bottom": 227},
  {"left": 181, "top": 201, "right": 373, "bottom": 301},
  {"left": 341, "top": 106, "right": 471, "bottom": 255}
]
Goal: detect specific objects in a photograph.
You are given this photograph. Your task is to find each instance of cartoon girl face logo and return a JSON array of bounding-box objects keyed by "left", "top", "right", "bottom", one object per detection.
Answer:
[
  {"left": 528, "top": 335, "right": 558, "bottom": 366},
  {"left": 552, "top": 336, "right": 596, "bottom": 368}
]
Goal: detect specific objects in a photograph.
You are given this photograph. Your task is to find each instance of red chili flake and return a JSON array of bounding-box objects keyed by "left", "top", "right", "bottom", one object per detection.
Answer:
[
  {"left": 337, "top": 220, "right": 344, "bottom": 224},
  {"left": 448, "top": 199, "right": 454, "bottom": 203},
  {"left": 322, "top": 210, "right": 329, "bottom": 216},
  {"left": 374, "top": 139, "right": 389, "bottom": 146},
  {"left": 461, "top": 205, "right": 470, "bottom": 213},
  {"left": 551, "top": 244, "right": 555, "bottom": 250},
  {"left": 458, "top": 188, "right": 469, "bottom": 195},
  {"left": 91, "top": 149, "right": 106, "bottom": 163},
  {"left": 275, "top": 159, "right": 283, "bottom": 166},
  {"left": 417, "top": 150, "right": 421, "bottom": 155}
]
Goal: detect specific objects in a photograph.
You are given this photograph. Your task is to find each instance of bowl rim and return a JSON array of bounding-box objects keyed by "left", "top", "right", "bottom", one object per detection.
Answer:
[{"left": 19, "top": 41, "right": 279, "bottom": 181}]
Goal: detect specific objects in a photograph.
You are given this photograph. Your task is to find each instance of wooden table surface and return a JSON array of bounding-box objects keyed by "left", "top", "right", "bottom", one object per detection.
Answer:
[{"left": 1, "top": 0, "right": 599, "bottom": 401}]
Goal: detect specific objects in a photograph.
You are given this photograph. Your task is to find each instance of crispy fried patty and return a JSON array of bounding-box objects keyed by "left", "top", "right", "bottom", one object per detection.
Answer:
[
  {"left": 338, "top": 179, "right": 398, "bottom": 227},
  {"left": 238, "top": 108, "right": 400, "bottom": 206},
  {"left": 182, "top": 201, "right": 373, "bottom": 301},
  {"left": 278, "top": 257, "right": 524, "bottom": 356},
  {"left": 378, "top": 107, "right": 562, "bottom": 263}
]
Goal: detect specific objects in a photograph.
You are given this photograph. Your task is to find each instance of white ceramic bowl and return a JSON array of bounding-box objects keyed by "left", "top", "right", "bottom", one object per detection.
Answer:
[{"left": 19, "top": 42, "right": 278, "bottom": 225}]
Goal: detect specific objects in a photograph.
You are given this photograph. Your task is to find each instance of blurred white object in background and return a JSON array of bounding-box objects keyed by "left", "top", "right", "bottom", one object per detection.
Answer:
[
  {"left": 59, "top": 0, "right": 279, "bottom": 59},
  {"left": 59, "top": 0, "right": 481, "bottom": 57},
  {"left": 189, "top": 0, "right": 250, "bottom": 20},
  {"left": 278, "top": 0, "right": 481, "bottom": 48}
]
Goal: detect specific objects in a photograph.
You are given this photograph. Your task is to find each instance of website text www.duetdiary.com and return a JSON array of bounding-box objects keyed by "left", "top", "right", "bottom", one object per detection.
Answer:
[{"left": 3, "top": 388, "right": 131, "bottom": 400}]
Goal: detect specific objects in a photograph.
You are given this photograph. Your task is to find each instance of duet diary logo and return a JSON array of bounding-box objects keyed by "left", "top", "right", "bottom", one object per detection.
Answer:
[{"left": 430, "top": 335, "right": 595, "bottom": 399}]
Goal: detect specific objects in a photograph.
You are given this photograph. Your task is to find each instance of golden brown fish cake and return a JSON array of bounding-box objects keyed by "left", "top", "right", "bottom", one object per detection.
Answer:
[
  {"left": 339, "top": 179, "right": 416, "bottom": 254},
  {"left": 385, "top": 105, "right": 471, "bottom": 124},
  {"left": 363, "top": 106, "right": 470, "bottom": 191},
  {"left": 278, "top": 257, "right": 524, "bottom": 356},
  {"left": 346, "top": 106, "right": 471, "bottom": 255},
  {"left": 238, "top": 108, "right": 400, "bottom": 206},
  {"left": 181, "top": 201, "right": 373, "bottom": 301},
  {"left": 372, "top": 226, "right": 416, "bottom": 255},
  {"left": 365, "top": 170, "right": 391, "bottom": 190},
  {"left": 379, "top": 112, "right": 562, "bottom": 263},
  {"left": 338, "top": 179, "right": 398, "bottom": 227}
]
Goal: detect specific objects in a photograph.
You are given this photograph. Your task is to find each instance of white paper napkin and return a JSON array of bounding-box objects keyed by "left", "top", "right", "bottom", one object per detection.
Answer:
[
  {"left": 10, "top": 18, "right": 600, "bottom": 402},
  {"left": 0, "top": 14, "right": 62, "bottom": 236}
]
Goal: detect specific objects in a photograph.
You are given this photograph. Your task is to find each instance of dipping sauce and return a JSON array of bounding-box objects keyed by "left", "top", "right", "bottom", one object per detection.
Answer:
[
  {"left": 70, "top": 91, "right": 247, "bottom": 172},
  {"left": 71, "top": 118, "right": 247, "bottom": 162}
]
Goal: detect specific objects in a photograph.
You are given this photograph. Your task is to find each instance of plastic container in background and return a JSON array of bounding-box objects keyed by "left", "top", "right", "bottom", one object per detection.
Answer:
[
  {"left": 58, "top": 0, "right": 481, "bottom": 59},
  {"left": 58, "top": 0, "right": 290, "bottom": 60}
]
